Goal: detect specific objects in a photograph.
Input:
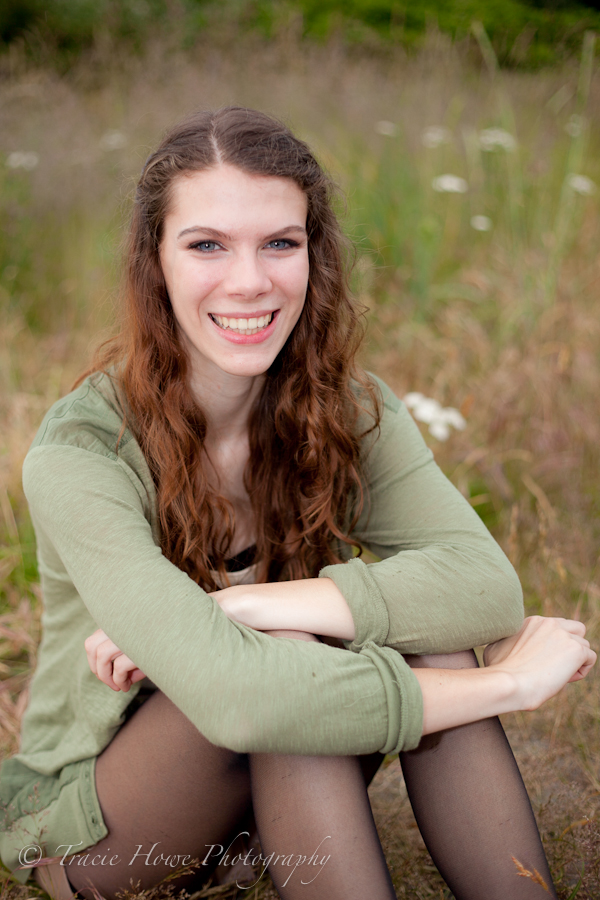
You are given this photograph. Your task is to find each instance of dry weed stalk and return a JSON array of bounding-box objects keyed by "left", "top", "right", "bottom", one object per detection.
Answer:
[{"left": 512, "top": 855, "right": 550, "bottom": 891}]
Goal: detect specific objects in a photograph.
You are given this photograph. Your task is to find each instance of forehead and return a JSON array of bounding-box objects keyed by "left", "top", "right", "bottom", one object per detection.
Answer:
[{"left": 164, "top": 165, "right": 308, "bottom": 232}]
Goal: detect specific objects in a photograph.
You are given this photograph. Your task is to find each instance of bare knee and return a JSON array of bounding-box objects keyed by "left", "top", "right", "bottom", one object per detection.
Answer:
[{"left": 403, "top": 649, "right": 479, "bottom": 670}]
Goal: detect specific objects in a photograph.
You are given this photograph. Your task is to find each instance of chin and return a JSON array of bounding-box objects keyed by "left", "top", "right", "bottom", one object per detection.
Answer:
[
  {"left": 218, "top": 355, "right": 275, "bottom": 377},
  {"left": 229, "top": 364, "right": 273, "bottom": 378}
]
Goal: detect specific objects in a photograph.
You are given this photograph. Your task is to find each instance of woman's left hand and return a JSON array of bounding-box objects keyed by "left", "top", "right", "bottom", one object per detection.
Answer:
[
  {"left": 84, "top": 628, "right": 147, "bottom": 692},
  {"left": 482, "top": 615, "right": 596, "bottom": 709}
]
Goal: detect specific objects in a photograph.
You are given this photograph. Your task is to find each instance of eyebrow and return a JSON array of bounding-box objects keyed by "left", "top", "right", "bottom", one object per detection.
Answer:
[{"left": 177, "top": 224, "right": 308, "bottom": 241}]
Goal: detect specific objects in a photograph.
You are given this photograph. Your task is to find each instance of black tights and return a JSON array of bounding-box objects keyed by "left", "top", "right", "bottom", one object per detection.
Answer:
[{"left": 67, "top": 648, "right": 556, "bottom": 900}]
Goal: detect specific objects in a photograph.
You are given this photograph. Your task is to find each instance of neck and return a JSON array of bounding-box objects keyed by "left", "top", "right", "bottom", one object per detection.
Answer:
[{"left": 187, "top": 364, "right": 265, "bottom": 443}]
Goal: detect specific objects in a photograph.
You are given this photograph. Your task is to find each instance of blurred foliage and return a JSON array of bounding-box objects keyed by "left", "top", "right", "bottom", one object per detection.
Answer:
[{"left": 1, "top": 0, "right": 600, "bottom": 69}]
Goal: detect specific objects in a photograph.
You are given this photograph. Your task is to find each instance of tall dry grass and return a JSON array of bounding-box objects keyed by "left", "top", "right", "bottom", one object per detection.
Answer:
[{"left": 0, "top": 30, "right": 599, "bottom": 899}]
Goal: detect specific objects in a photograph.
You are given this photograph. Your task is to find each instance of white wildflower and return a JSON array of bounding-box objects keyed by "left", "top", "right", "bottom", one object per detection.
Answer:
[
  {"left": 404, "top": 394, "right": 467, "bottom": 441},
  {"left": 478, "top": 128, "right": 517, "bottom": 152},
  {"left": 429, "top": 420, "right": 451, "bottom": 441},
  {"left": 403, "top": 392, "right": 425, "bottom": 409},
  {"left": 470, "top": 215, "right": 493, "bottom": 231},
  {"left": 567, "top": 174, "right": 596, "bottom": 196},
  {"left": 565, "top": 115, "right": 584, "bottom": 138},
  {"left": 410, "top": 397, "right": 443, "bottom": 424},
  {"left": 100, "top": 130, "right": 127, "bottom": 151},
  {"left": 6, "top": 151, "right": 39, "bottom": 170},
  {"left": 438, "top": 407, "right": 467, "bottom": 430},
  {"left": 422, "top": 126, "right": 452, "bottom": 149},
  {"left": 432, "top": 174, "right": 468, "bottom": 193},
  {"left": 375, "top": 120, "right": 398, "bottom": 137}
]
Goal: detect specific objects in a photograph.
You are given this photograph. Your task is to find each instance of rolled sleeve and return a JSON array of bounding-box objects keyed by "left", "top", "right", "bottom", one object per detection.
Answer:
[
  {"left": 319, "top": 557, "right": 390, "bottom": 651},
  {"left": 319, "top": 375, "right": 524, "bottom": 655}
]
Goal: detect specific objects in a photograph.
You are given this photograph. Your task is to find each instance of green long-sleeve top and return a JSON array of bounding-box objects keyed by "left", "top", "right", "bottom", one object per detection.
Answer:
[{"left": 0, "top": 370, "right": 524, "bottom": 879}]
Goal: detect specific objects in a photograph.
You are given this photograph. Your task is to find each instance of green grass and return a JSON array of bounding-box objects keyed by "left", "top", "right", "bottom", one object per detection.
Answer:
[
  {"left": 2, "top": 0, "right": 600, "bottom": 68},
  {"left": 0, "top": 25, "right": 599, "bottom": 899}
]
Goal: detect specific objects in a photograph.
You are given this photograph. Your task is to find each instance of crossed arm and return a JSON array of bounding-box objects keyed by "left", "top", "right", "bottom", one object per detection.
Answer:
[
  {"left": 85, "top": 575, "right": 596, "bottom": 737},
  {"left": 30, "top": 381, "right": 597, "bottom": 745}
]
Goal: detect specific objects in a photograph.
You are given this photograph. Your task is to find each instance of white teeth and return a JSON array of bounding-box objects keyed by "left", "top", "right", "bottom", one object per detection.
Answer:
[{"left": 211, "top": 312, "right": 274, "bottom": 334}]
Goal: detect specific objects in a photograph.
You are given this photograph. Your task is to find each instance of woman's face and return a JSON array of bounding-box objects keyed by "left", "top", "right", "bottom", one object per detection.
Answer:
[{"left": 159, "top": 164, "right": 309, "bottom": 384}]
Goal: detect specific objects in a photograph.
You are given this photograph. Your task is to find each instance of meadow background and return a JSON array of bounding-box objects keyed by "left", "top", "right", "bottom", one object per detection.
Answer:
[{"left": 1, "top": 2, "right": 600, "bottom": 898}]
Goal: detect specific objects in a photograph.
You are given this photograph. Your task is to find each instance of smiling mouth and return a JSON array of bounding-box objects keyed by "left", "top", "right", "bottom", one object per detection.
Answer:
[{"left": 209, "top": 312, "right": 276, "bottom": 336}]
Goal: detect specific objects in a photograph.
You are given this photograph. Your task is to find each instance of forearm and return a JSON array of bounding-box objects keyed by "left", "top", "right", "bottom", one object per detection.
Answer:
[
  {"left": 211, "top": 577, "right": 356, "bottom": 640},
  {"left": 256, "top": 620, "right": 518, "bottom": 736},
  {"left": 414, "top": 666, "right": 516, "bottom": 735},
  {"left": 413, "top": 615, "right": 596, "bottom": 735},
  {"left": 214, "top": 585, "right": 517, "bottom": 736},
  {"left": 259, "top": 627, "right": 519, "bottom": 735},
  {"left": 27, "top": 445, "right": 425, "bottom": 756}
]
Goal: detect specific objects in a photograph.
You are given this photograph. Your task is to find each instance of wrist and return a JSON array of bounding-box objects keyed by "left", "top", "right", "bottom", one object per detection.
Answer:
[
  {"left": 481, "top": 666, "right": 521, "bottom": 715},
  {"left": 414, "top": 665, "right": 520, "bottom": 736},
  {"left": 485, "top": 663, "right": 542, "bottom": 713}
]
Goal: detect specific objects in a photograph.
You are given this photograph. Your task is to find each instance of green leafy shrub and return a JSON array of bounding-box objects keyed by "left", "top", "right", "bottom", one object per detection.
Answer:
[{"left": 1, "top": 0, "right": 600, "bottom": 68}]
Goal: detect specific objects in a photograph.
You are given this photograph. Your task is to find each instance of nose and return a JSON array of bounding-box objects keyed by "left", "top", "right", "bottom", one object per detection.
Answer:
[{"left": 222, "top": 248, "right": 273, "bottom": 299}]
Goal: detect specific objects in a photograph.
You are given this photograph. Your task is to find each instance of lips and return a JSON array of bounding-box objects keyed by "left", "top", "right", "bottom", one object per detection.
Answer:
[
  {"left": 208, "top": 309, "right": 280, "bottom": 345},
  {"left": 209, "top": 311, "right": 275, "bottom": 335}
]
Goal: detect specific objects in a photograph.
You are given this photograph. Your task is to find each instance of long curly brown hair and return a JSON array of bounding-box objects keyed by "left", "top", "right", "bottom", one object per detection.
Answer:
[{"left": 77, "top": 107, "right": 381, "bottom": 589}]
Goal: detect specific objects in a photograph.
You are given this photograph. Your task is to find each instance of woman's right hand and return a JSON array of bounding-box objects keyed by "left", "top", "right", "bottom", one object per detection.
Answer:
[
  {"left": 483, "top": 615, "right": 596, "bottom": 711},
  {"left": 84, "top": 628, "right": 146, "bottom": 693}
]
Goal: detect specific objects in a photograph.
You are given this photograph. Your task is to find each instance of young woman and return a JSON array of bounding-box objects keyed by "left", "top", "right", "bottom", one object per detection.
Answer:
[{"left": 0, "top": 107, "right": 595, "bottom": 900}]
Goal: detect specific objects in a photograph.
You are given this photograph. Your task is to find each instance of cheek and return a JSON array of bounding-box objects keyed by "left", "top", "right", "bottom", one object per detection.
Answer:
[
  {"left": 284, "top": 257, "right": 310, "bottom": 302},
  {"left": 169, "top": 266, "right": 219, "bottom": 315}
]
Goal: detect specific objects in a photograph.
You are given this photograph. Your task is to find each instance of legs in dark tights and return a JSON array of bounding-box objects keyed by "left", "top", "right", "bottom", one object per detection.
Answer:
[
  {"left": 66, "top": 687, "right": 254, "bottom": 898},
  {"left": 400, "top": 650, "right": 556, "bottom": 899},
  {"left": 66, "top": 641, "right": 556, "bottom": 900},
  {"left": 249, "top": 751, "right": 396, "bottom": 898}
]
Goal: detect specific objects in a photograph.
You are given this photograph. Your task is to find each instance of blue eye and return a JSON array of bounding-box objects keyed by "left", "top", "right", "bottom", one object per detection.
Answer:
[
  {"left": 192, "top": 241, "right": 220, "bottom": 252},
  {"left": 266, "top": 239, "right": 297, "bottom": 250}
]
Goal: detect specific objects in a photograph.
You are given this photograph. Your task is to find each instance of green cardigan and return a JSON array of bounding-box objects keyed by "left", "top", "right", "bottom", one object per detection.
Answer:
[{"left": 0, "top": 371, "right": 523, "bottom": 882}]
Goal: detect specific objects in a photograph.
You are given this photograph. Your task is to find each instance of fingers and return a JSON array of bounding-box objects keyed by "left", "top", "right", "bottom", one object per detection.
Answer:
[
  {"left": 523, "top": 615, "right": 586, "bottom": 636},
  {"left": 111, "top": 654, "right": 146, "bottom": 692},
  {"left": 84, "top": 628, "right": 109, "bottom": 676},
  {"left": 568, "top": 647, "right": 597, "bottom": 683},
  {"left": 538, "top": 630, "right": 597, "bottom": 697},
  {"left": 549, "top": 617, "right": 587, "bottom": 637},
  {"left": 84, "top": 628, "right": 145, "bottom": 692},
  {"left": 564, "top": 632, "right": 591, "bottom": 651},
  {"left": 518, "top": 616, "right": 590, "bottom": 657},
  {"left": 95, "top": 639, "right": 126, "bottom": 690}
]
